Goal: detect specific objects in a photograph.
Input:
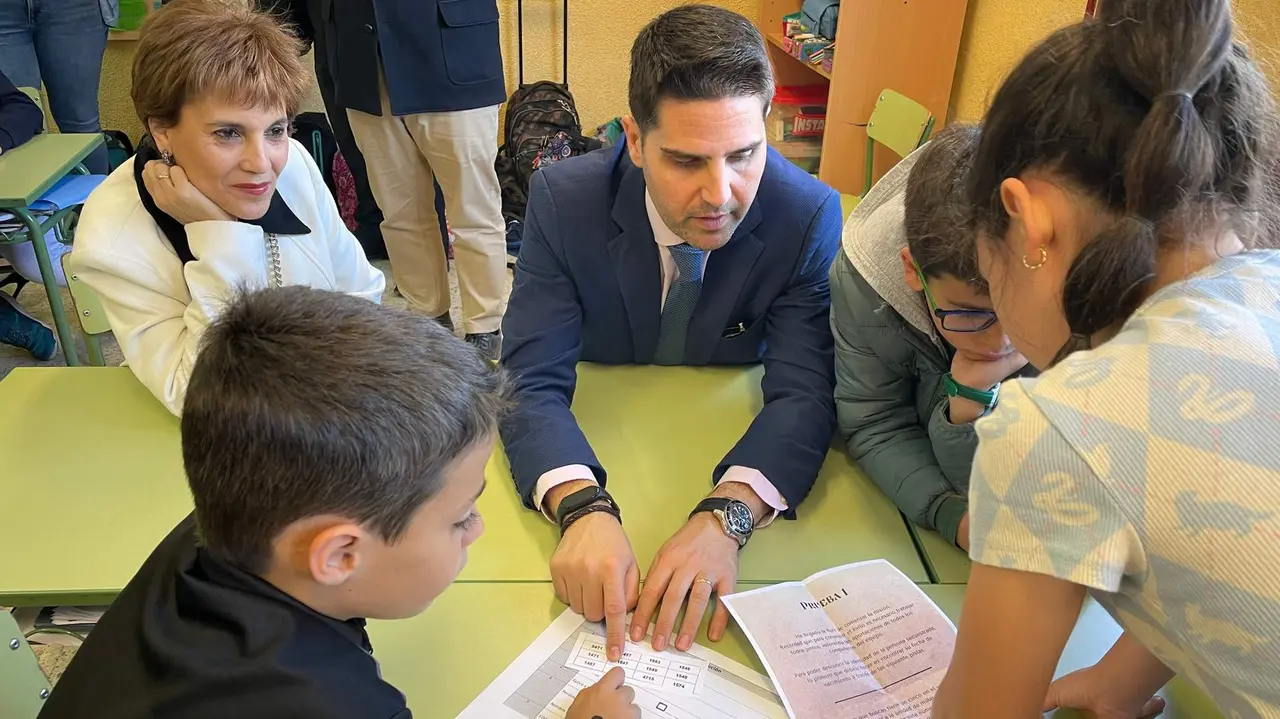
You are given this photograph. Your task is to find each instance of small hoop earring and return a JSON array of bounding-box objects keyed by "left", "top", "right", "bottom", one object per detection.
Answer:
[
  {"left": 159, "top": 149, "right": 174, "bottom": 166},
  {"left": 1022, "top": 245, "right": 1048, "bottom": 270}
]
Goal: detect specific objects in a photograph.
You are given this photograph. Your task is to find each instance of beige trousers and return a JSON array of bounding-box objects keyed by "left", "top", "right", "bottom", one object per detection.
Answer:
[{"left": 347, "top": 76, "right": 507, "bottom": 334}]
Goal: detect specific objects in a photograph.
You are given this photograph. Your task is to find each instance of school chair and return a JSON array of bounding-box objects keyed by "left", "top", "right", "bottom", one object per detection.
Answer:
[
  {"left": 861, "top": 88, "right": 935, "bottom": 199},
  {"left": 0, "top": 610, "right": 52, "bottom": 719},
  {"left": 62, "top": 252, "right": 111, "bottom": 366}
]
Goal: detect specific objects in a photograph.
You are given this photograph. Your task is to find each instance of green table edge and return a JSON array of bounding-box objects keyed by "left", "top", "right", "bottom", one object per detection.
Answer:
[{"left": 0, "top": 133, "right": 103, "bottom": 207}]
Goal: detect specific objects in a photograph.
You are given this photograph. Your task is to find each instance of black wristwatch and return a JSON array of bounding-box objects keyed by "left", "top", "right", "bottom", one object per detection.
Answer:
[
  {"left": 555, "top": 485, "right": 620, "bottom": 529},
  {"left": 689, "top": 498, "right": 755, "bottom": 549}
]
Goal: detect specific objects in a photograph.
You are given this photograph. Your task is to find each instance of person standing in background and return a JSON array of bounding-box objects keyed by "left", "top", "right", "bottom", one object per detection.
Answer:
[
  {"left": 0, "top": 0, "right": 112, "bottom": 175},
  {"left": 321, "top": 0, "right": 508, "bottom": 359},
  {"left": 255, "top": 0, "right": 389, "bottom": 262}
]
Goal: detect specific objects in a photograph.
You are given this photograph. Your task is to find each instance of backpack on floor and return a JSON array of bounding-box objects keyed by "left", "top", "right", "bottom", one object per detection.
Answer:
[
  {"left": 331, "top": 150, "right": 359, "bottom": 232},
  {"left": 494, "top": 0, "right": 601, "bottom": 262},
  {"left": 103, "top": 130, "right": 135, "bottom": 172},
  {"left": 292, "top": 112, "right": 339, "bottom": 195}
]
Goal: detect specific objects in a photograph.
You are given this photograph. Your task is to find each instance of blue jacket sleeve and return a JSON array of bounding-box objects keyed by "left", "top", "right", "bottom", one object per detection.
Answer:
[
  {"left": 498, "top": 171, "right": 605, "bottom": 509},
  {"left": 715, "top": 189, "right": 841, "bottom": 515},
  {"left": 0, "top": 71, "right": 43, "bottom": 152}
]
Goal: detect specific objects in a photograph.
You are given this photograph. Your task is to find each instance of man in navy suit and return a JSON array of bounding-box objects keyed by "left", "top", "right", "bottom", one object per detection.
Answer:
[{"left": 500, "top": 5, "right": 840, "bottom": 664}]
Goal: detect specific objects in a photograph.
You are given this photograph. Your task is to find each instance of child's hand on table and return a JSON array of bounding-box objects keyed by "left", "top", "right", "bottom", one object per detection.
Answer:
[
  {"left": 567, "top": 666, "right": 640, "bottom": 719},
  {"left": 1043, "top": 663, "right": 1167, "bottom": 719}
]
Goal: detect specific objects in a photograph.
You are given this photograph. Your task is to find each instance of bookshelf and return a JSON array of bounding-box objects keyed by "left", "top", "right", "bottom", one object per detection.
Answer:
[{"left": 759, "top": 0, "right": 969, "bottom": 196}]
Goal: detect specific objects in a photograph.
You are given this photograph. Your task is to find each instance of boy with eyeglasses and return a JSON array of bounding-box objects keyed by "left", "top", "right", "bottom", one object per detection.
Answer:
[{"left": 830, "top": 124, "right": 1032, "bottom": 551}]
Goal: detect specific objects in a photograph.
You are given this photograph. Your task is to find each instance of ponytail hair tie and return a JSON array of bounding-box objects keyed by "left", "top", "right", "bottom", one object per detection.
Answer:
[{"left": 1157, "top": 90, "right": 1195, "bottom": 103}]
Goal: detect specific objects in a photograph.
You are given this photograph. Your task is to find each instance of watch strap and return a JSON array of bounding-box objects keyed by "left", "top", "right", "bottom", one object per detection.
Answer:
[
  {"left": 559, "top": 504, "right": 622, "bottom": 536},
  {"left": 943, "top": 372, "right": 998, "bottom": 409},
  {"left": 688, "top": 497, "right": 735, "bottom": 519},
  {"left": 554, "top": 485, "right": 617, "bottom": 528}
]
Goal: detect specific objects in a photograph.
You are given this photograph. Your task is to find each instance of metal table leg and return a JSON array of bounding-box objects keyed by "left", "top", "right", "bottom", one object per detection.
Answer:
[{"left": 13, "top": 207, "right": 79, "bottom": 366}]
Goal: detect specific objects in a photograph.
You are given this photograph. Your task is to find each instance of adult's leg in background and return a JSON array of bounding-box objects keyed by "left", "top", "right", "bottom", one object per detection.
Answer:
[
  {"left": 308, "top": 21, "right": 387, "bottom": 260},
  {"left": 346, "top": 71, "right": 451, "bottom": 319},
  {"left": 31, "top": 0, "right": 108, "bottom": 174},
  {"left": 405, "top": 104, "right": 507, "bottom": 335},
  {"left": 0, "top": 1, "right": 41, "bottom": 93}
]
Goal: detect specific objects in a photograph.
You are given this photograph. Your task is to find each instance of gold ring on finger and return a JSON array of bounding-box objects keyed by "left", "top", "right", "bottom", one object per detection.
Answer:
[
  {"left": 694, "top": 577, "right": 714, "bottom": 587},
  {"left": 156, "top": 173, "right": 170, "bottom": 180}
]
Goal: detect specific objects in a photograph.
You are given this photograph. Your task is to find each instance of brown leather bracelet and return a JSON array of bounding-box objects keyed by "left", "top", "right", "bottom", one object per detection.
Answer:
[{"left": 559, "top": 503, "right": 622, "bottom": 536}]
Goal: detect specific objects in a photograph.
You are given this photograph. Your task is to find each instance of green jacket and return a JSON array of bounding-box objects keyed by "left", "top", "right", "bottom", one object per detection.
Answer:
[{"left": 830, "top": 149, "right": 973, "bottom": 546}]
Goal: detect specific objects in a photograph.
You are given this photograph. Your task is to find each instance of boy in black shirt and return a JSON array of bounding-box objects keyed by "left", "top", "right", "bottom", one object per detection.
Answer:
[{"left": 40, "top": 286, "right": 638, "bottom": 719}]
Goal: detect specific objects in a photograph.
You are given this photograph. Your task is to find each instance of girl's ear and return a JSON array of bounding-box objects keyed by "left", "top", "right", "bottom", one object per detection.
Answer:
[{"left": 999, "top": 177, "right": 1055, "bottom": 261}]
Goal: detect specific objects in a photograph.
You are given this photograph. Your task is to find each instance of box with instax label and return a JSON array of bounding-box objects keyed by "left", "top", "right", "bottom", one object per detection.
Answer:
[{"left": 768, "top": 85, "right": 828, "bottom": 143}]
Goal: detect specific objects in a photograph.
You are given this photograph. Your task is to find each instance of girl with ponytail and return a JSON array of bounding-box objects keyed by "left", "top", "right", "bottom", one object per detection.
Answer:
[{"left": 934, "top": 0, "right": 1280, "bottom": 716}]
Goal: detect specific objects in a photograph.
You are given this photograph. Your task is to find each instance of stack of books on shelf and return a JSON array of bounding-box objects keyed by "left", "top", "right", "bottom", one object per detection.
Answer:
[{"left": 781, "top": 12, "right": 835, "bottom": 73}]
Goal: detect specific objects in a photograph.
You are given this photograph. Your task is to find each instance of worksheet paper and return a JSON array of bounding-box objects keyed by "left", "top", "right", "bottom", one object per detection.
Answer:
[
  {"left": 459, "top": 608, "right": 788, "bottom": 719},
  {"left": 721, "top": 559, "right": 956, "bottom": 719}
]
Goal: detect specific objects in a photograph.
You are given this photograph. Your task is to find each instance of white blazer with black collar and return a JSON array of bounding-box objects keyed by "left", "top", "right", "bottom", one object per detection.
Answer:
[{"left": 69, "top": 138, "right": 386, "bottom": 415}]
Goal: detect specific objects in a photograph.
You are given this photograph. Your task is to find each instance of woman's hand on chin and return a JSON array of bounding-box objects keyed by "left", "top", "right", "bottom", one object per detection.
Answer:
[{"left": 143, "top": 160, "right": 236, "bottom": 225}]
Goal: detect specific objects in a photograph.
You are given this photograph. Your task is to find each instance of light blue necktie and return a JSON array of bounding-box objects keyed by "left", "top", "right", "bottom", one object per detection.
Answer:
[{"left": 653, "top": 243, "right": 706, "bottom": 365}]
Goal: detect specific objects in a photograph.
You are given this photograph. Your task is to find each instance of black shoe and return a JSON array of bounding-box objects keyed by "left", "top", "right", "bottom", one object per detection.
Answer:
[{"left": 465, "top": 331, "right": 501, "bottom": 362}]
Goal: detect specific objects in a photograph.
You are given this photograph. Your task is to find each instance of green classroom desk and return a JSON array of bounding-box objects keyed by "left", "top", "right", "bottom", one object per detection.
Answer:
[
  {"left": 463, "top": 363, "right": 926, "bottom": 584},
  {"left": 369, "top": 582, "right": 1223, "bottom": 719},
  {"left": 0, "top": 368, "right": 189, "bottom": 606},
  {"left": 906, "top": 521, "right": 971, "bottom": 584},
  {"left": 0, "top": 133, "right": 105, "bottom": 366},
  {"left": 0, "top": 364, "right": 924, "bottom": 605}
]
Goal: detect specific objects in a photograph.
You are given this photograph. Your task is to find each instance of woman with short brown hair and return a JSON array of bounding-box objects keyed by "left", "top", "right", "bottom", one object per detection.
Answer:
[{"left": 69, "top": 0, "right": 384, "bottom": 415}]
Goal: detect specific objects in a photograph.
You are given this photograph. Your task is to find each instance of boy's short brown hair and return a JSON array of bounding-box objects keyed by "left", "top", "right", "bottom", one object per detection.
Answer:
[
  {"left": 903, "top": 123, "right": 983, "bottom": 285},
  {"left": 181, "top": 287, "right": 509, "bottom": 573},
  {"left": 132, "top": 0, "right": 309, "bottom": 128}
]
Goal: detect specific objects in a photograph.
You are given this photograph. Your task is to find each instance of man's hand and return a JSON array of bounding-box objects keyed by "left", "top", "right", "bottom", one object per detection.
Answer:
[
  {"left": 948, "top": 350, "right": 1028, "bottom": 425},
  {"left": 546, "top": 481, "right": 639, "bottom": 663},
  {"left": 142, "top": 160, "right": 236, "bottom": 225},
  {"left": 630, "top": 483, "right": 765, "bottom": 653},
  {"left": 1043, "top": 664, "right": 1166, "bottom": 718}
]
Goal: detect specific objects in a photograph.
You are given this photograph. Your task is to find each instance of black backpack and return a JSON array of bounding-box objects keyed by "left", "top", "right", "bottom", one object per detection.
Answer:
[
  {"left": 291, "top": 112, "right": 339, "bottom": 195},
  {"left": 494, "top": 0, "right": 601, "bottom": 251},
  {"left": 103, "top": 130, "right": 135, "bottom": 172}
]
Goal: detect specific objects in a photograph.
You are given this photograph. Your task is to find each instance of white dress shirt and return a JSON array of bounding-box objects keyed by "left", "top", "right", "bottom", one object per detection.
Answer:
[{"left": 531, "top": 190, "right": 789, "bottom": 523}]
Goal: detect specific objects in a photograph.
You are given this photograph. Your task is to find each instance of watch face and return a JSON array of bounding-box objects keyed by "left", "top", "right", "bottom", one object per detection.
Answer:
[{"left": 724, "top": 501, "right": 755, "bottom": 535}]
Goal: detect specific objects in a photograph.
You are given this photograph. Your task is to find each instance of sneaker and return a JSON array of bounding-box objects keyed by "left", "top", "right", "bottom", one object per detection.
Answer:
[
  {"left": 0, "top": 290, "right": 56, "bottom": 360},
  {"left": 465, "top": 331, "right": 501, "bottom": 362}
]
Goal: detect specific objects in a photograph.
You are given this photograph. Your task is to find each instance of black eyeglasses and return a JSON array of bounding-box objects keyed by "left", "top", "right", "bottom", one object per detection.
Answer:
[{"left": 914, "top": 263, "right": 999, "bottom": 333}]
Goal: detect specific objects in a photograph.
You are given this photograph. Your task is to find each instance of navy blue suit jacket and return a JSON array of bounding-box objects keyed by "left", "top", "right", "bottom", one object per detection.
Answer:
[
  {"left": 318, "top": 0, "right": 506, "bottom": 116},
  {"left": 500, "top": 142, "right": 840, "bottom": 517}
]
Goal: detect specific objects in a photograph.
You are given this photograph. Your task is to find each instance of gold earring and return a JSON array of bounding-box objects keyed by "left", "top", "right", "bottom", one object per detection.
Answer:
[{"left": 1022, "top": 245, "right": 1048, "bottom": 270}]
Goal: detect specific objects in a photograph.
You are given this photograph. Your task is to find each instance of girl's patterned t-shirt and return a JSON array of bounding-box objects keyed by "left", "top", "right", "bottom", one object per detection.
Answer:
[{"left": 969, "top": 250, "right": 1280, "bottom": 717}]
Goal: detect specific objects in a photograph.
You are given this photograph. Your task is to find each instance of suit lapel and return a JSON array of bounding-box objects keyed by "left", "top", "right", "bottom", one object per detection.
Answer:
[
  {"left": 608, "top": 160, "right": 663, "bottom": 362},
  {"left": 685, "top": 202, "right": 765, "bottom": 364}
]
